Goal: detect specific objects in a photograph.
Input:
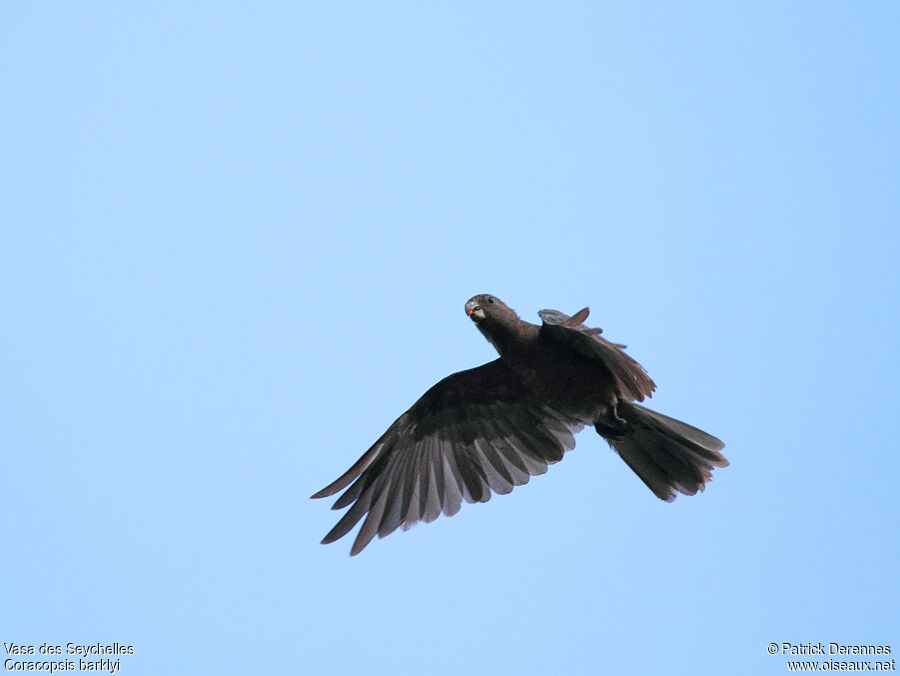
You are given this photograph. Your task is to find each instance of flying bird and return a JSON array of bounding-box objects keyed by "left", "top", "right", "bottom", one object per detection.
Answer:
[{"left": 312, "top": 295, "right": 727, "bottom": 555}]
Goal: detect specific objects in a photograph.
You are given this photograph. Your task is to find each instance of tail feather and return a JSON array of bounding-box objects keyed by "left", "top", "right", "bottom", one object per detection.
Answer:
[{"left": 602, "top": 402, "right": 727, "bottom": 501}]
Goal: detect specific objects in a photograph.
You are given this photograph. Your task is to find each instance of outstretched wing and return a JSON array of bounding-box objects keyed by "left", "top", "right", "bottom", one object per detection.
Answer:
[
  {"left": 538, "top": 308, "right": 656, "bottom": 402},
  {"left": 311, "top": 359, "right": 583, "bottom": 555}
]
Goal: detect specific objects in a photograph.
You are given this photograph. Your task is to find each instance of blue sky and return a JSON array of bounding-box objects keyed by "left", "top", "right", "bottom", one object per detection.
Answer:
[{"left": 2, "top": 3, "right": 898, "bottom": 674}]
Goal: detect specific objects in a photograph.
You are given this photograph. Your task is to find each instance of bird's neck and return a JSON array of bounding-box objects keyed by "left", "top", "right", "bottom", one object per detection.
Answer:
[{"left": 478, "top": 317, "right": 536, "bottom": 358}]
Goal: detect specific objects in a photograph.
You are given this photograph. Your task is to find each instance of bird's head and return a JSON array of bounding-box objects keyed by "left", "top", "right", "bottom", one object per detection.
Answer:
[{"left": 465, "top": 294, "right": 516, "bottom": 324}]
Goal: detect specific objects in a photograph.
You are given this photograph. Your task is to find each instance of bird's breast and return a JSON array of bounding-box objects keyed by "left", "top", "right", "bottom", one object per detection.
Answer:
[{"left": 502, "top": 344, "right": 618, "bottom": 423}]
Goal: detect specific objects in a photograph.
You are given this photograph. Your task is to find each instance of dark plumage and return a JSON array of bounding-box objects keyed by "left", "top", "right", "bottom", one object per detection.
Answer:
[{"left": 312, "top": 294, "right": 727, "bottom": 555}]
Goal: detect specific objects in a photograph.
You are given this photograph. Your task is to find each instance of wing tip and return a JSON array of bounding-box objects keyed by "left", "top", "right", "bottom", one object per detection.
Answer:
[
  {"left": 561, "top": 307, "right": 590, "bottom": 327},
  {"left": 349, "top": 533, "right": 373, "bottom": 556}
]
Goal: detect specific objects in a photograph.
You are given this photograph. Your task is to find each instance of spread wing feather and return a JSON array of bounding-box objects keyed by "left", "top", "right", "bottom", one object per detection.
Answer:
[{"left": 311, "top": 359, "right": 582, "bottom": 555}]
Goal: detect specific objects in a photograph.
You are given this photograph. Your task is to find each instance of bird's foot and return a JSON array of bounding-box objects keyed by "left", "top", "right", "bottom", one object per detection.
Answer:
[{"left": 595, "top": 403, "right": 630, "bottom": 440}]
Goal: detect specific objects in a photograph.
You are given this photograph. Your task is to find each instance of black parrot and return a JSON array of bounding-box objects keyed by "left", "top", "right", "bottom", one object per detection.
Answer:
[{"left": 312, "top": 295, "right": 727, "bottom": 555}]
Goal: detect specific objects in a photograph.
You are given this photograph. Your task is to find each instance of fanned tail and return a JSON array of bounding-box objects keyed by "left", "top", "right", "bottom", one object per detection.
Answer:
[{"left": 601, "top": 402, "right": 728, "bottom": 501}]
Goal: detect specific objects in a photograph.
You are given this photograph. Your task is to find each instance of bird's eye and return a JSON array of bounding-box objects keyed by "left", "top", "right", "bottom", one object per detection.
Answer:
[{"left": 488, "top": 298, "right": 494, "bottom": 304}]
